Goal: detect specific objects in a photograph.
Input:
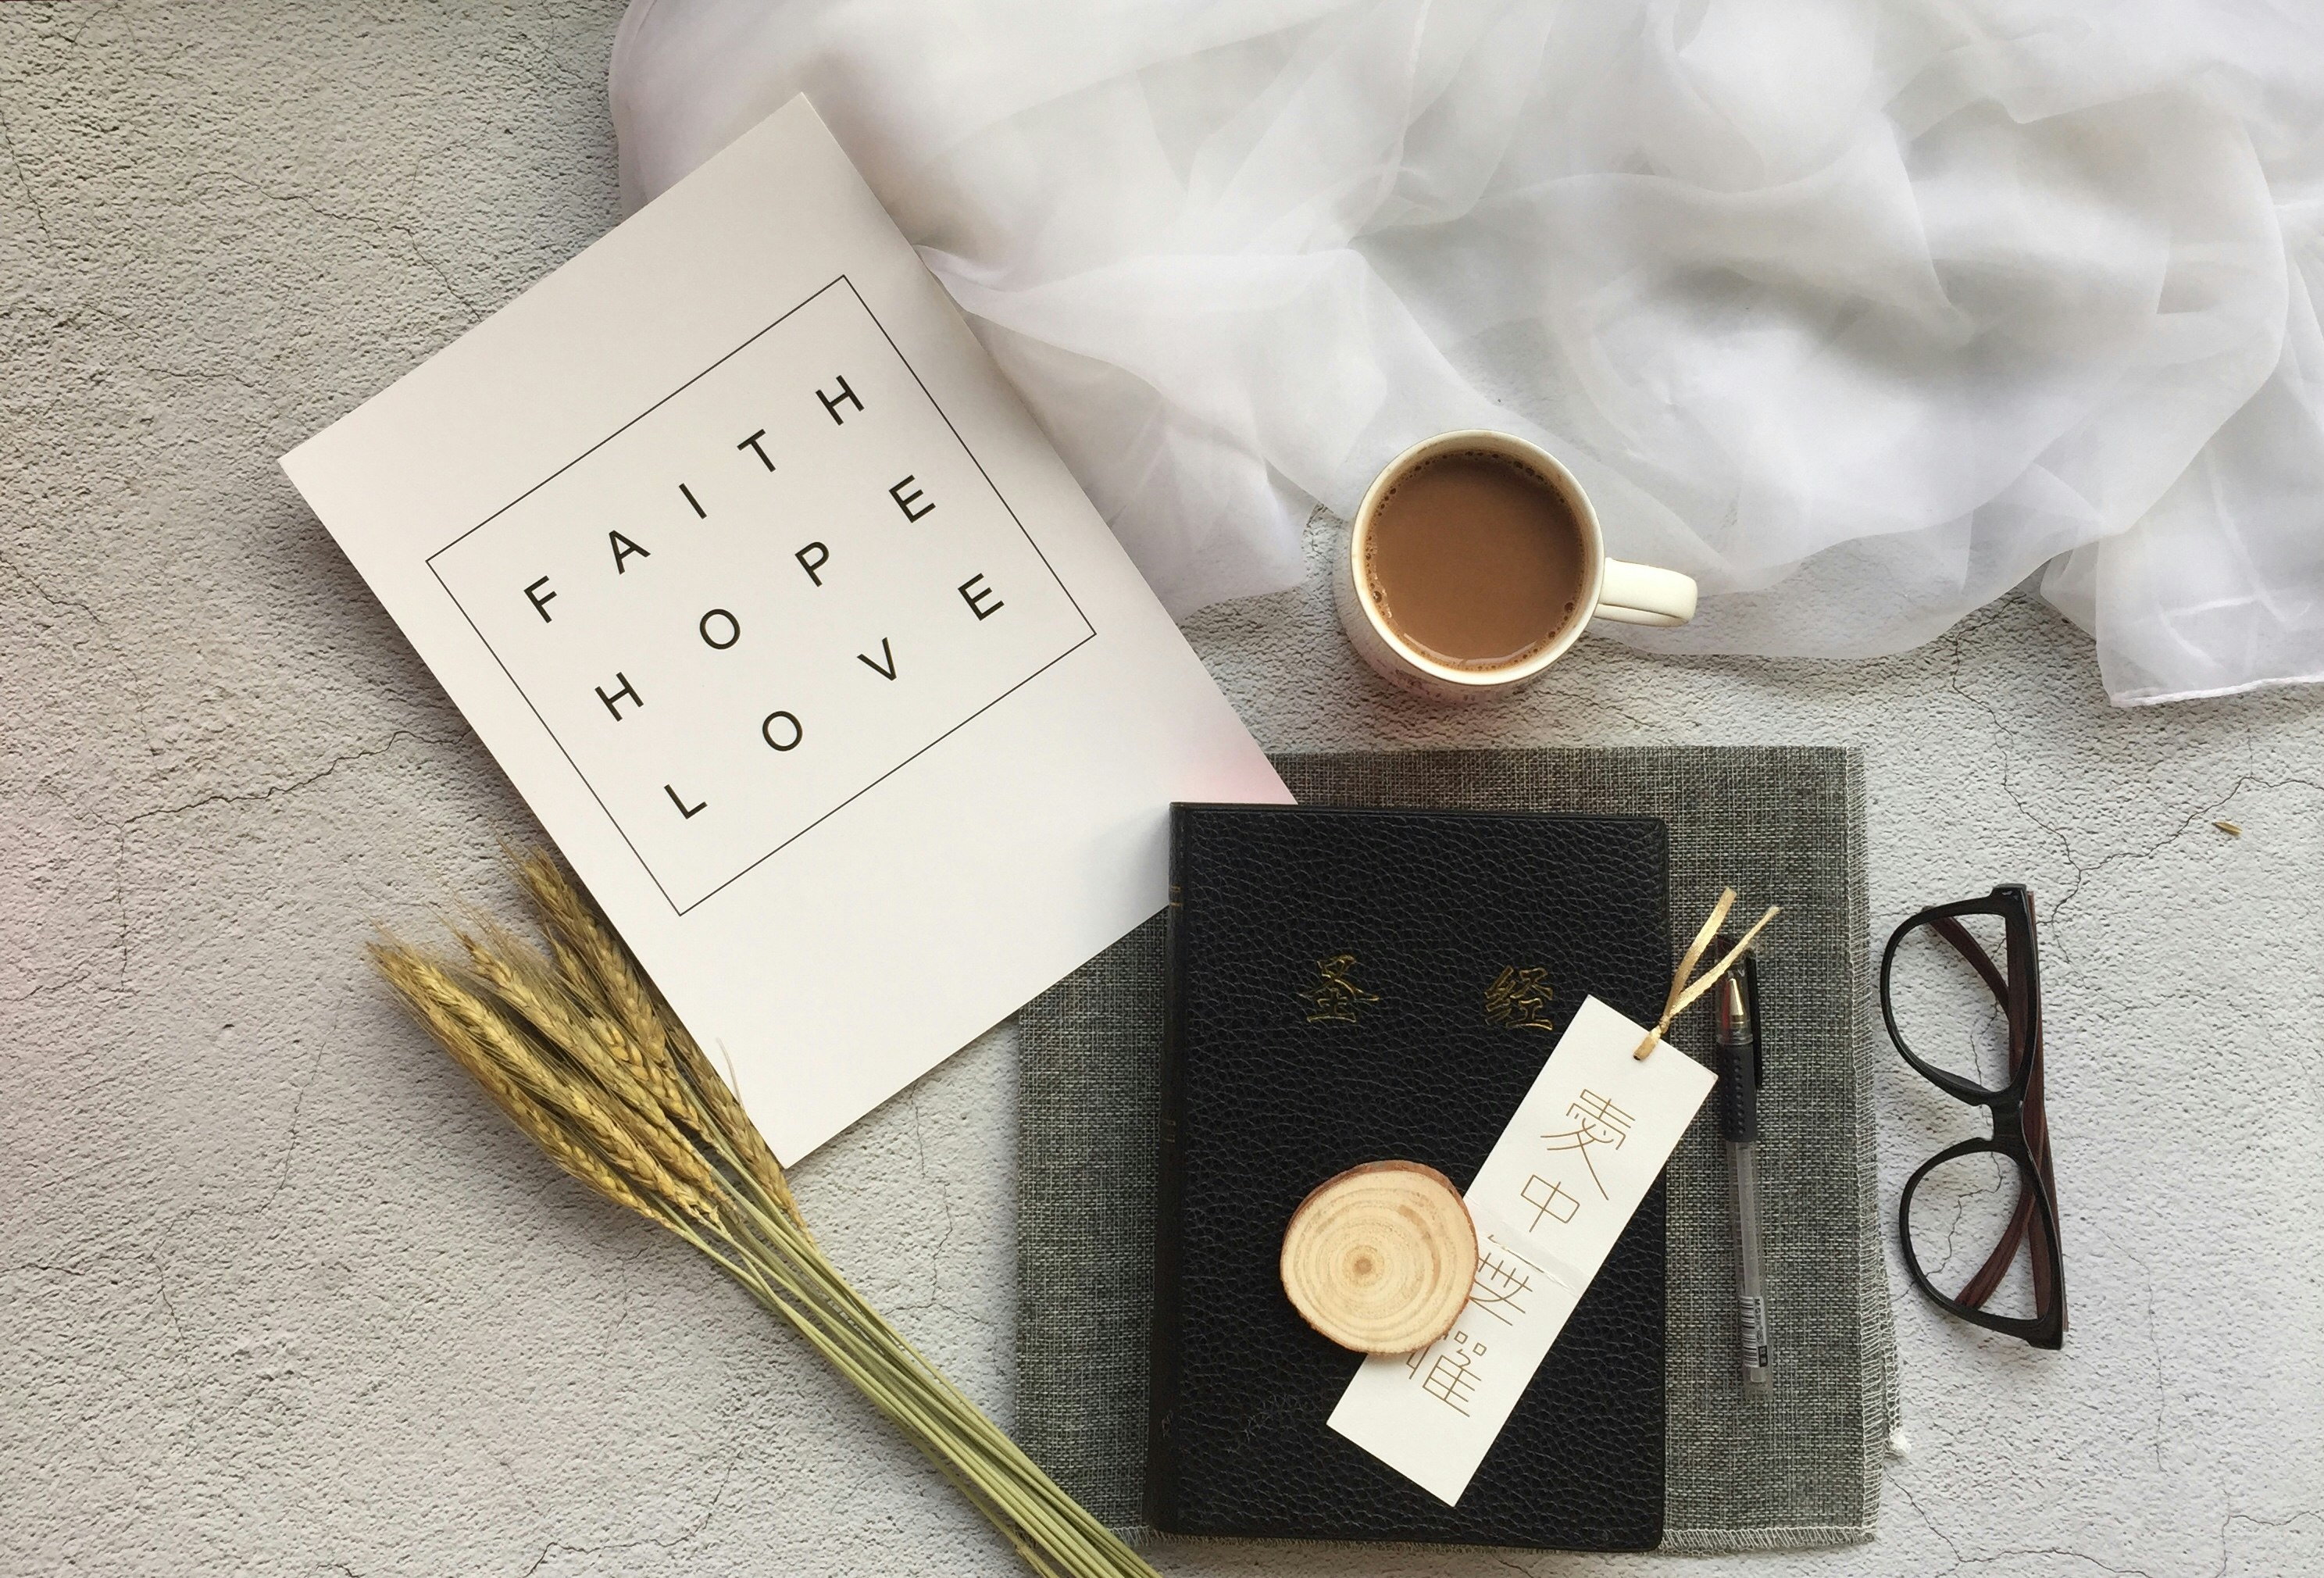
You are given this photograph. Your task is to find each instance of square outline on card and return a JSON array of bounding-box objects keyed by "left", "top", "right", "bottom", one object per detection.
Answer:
[{"left": 424, "top": 275, "right": 1097, "bottom": 915}]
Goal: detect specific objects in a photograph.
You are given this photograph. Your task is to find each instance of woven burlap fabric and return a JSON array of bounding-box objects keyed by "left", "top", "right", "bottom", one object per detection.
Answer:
[{"left": 1014, "top": 747, "right": 1894, "bottom": 1551}]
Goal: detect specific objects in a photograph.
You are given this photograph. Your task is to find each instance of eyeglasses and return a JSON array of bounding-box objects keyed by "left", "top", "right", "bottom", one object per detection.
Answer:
[{"left": 1879, "top": 884, "right": 2065, "bottom": 1348}]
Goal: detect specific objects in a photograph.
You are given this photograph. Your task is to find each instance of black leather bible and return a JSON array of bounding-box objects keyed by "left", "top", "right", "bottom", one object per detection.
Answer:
[{"left": 1149, "top": 803, "right": 1672, "bottom": 1549}]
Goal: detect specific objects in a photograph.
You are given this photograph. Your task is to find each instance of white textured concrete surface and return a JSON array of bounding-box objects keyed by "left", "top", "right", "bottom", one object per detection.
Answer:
[{"left": 4, "top": 5, "right": 2319, "bottom": 1575}]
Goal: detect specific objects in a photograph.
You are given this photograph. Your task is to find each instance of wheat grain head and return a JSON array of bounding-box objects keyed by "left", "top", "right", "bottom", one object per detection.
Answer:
[
  {"left": 372, "top": 941, "right": 660, "bottom": 1220},
  {"left": 452, "top": 921, "right": 723, "bottom": 1208},
  {"left": 512, "top": 852, "right": 794, "bottom": 1220}
]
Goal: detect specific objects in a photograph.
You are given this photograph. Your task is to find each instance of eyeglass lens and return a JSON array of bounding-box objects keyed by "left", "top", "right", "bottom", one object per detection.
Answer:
[
  {"left": 1903, "top": 1148, "right": 2047, "bottom": 1321},
  {"left": 1886, "top": 909, "right": 2017, "bottom": 1094}
]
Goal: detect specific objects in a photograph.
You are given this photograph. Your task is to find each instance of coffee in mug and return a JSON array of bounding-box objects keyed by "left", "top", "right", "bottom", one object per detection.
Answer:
[
  {"left": 1334, "top": 430, "right": 1696, "bottom": 702},
  {"left": 1363, "top": 449, "right": 1587, "bottom": 670}
]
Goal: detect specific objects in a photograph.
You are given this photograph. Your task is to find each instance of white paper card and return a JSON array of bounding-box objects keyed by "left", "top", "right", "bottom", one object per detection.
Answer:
[
  {"left": 281, "top": 98, "right": 1287, "bottom": 1162},
  {"left": 1329, "top": 995, "right": 1716, "bottom": 1505}
]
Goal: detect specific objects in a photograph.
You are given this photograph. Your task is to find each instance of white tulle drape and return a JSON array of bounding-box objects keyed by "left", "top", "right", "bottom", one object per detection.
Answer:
[{"left": 610, "top": 0, "right": 2324, "bottom": 705}]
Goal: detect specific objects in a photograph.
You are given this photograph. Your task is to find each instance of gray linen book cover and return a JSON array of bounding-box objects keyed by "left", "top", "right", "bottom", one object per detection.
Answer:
[{"left": 1013, "top": 746, "right": 1895, "bottom": 1551}]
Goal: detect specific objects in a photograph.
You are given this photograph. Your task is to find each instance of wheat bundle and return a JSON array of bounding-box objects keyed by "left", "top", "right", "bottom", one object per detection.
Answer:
[{"left": 371, "top": 851, "right": 1156, "bottom": 1578}]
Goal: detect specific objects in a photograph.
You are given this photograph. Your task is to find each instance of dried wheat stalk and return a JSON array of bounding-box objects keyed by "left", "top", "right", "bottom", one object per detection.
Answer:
[{"left": 372, "top": 851, "right": 1155, "bottom": 1578}]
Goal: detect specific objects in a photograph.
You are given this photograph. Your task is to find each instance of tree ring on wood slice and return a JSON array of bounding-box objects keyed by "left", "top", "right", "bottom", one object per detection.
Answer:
[{"left": 1279, "top": 1160, "right": 1478, "bottom": 1355}]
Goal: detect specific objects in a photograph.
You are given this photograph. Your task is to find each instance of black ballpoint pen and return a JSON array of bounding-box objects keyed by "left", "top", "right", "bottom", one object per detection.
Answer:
[{"left": 1716, "top": 951, "right": 1772, "bottom": 1396}]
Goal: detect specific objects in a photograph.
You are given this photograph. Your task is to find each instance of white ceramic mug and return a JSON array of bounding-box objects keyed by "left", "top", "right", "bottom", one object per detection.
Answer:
[{"left": 1333, "top": 430, "right": 1697, "bottom": 702}]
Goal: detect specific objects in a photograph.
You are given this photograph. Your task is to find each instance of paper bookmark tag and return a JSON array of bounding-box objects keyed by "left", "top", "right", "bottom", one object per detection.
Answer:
[{"left": 1327, "top": 994, "right": 1715, "bottom": 1505}]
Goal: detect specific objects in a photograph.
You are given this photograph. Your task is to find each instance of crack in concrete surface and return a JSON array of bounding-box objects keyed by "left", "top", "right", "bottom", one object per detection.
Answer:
[
  {"left": 1894, "top": 1476, "right": 2167, "bottom": 1578},
  {"left": 123, "top": 728, "right": 434, "bottom": 828},
  {"left": 190, "top": 169, "right": 488, "bottom": 324},
  {"left": 517, "top": 1451, "right": 741, "bottom": 1577},
  {"left": 2214, "top": 1509, "right": 2324, "bottom": 1577},
  {"left": 0, "top": 92, "right": 51, "bottom": 240},
  {"left": 1940, "top": 612, "right": 2324, "bottom": 944},
  {"left": 2081, "top": 1221, "right": 2172, "bottom": 1480},
  {"left": 5, "top": 727, "right": 433, "bottom": 1008},
  {"left": 0, "top": 545, "right": 105, "bottom": 630}
]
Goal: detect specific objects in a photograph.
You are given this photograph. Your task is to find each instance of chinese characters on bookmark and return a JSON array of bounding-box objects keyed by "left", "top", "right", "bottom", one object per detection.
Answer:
[{"left": 1328, "top": 995, "right": 1716, "bottom": 1505}]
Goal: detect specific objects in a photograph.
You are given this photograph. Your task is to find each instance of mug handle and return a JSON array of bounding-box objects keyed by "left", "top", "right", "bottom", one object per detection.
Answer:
[{"left": 1596, "top": 560, "right": 1697, "bottom": 627}]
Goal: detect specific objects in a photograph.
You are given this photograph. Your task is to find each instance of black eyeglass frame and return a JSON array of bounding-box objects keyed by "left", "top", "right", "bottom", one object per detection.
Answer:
[{"left": 1879, "top": 884, "right": 2066, "bottom": 1349}]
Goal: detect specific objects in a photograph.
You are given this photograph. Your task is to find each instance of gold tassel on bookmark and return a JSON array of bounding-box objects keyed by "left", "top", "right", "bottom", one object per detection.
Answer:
[{"left": 1632, "top": 887, "right": 1781, "bottom": 1059}]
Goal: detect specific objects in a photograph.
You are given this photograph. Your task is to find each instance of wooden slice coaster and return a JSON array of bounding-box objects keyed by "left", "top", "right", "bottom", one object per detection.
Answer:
[{"left": 1279, "top": 1160, "right": 1477, "bottom": 1355}]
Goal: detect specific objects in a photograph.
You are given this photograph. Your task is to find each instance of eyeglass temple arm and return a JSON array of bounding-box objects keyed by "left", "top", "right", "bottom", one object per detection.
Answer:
[
  {"left": 1927, "top": 916, "right": 2009, "bottom": 1005},
  {"left": 1926, "top": 915, "right": 2060, "bottom": 1313}
]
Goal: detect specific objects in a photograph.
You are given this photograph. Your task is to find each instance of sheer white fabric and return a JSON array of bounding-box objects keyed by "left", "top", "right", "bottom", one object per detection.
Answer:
[{"left": 611, "top": 0, "right": 2324, "bottom": 705}]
